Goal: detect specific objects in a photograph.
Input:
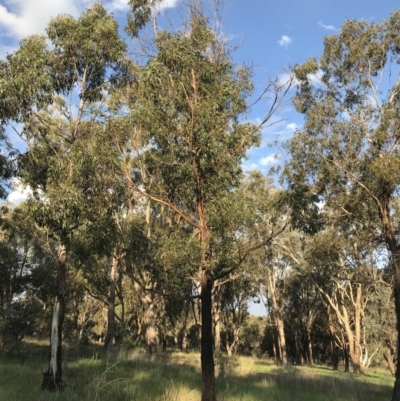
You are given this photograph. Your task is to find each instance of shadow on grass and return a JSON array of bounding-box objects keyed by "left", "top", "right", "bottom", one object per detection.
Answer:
[
  {"left": 0, "top": 343, "right": 394, "bottom": 401},
  {"left": 215, "top": 365, "right": 393, "bottom": 401}
]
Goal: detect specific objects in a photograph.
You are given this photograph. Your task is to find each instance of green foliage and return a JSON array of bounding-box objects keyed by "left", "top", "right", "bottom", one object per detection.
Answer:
[
  {"left": 285, "top": 12, "right": 400, "bottom": 230},
  {"left": 126, "top": 0, "right": 164, "bottom": 37},
  {"left": 133, "top": 16, "right": 259, "bottom": 218}
]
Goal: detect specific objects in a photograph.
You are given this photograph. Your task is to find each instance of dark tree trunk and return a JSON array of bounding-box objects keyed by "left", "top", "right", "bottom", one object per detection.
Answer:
[
  {"left": 305, "top": 326, "right": 313, "bottom": 366},
  {"left": 391, "top": 281, "right": 400, "bottom": 400},
  {"left": 344, "top": 347, "right": 350, "bottom": 373},
  {"left": 41, "top": 244, "right": 67, "bottom": 391},
  {"left": 327, "top": 304, "right": 339, "bottom": 370},
  {"left": 332, "top": 348, "right": 339, "bottom": 370},
  {"left": 104, "top": 255, "right": 118, "bottom": 349},
  {"left": 384, "top": 339, "right": 396, "bottom": 376},
  {"left": 201, "top": 274, "right": 215, "bottom": 401},
  {"left": 380, "top": 206, "right": 400, "bottom": 400}
]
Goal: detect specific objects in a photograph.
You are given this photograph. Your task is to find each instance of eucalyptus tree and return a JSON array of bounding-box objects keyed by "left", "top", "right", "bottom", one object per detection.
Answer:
[
  {"left": 305, "top": 228, "right": 380, "bottom": 373},
  {"left": 283, "top": 11, "right": 400, "bottom": 398},
  {"left": 284, "top": 267, "right": 320, "bottom": 366},
  {"left": 238, "top": 171, "right": 291, "bottom": 365},
  {"left": 120, "top": 6, "right": 288, "bottom": 399},
  {"left": 0, "top": 3, "right": 128, "bottom": 390},
  {"left": 220, "top": 277, "right": 252, "bottom": 356},
  {"left": 0, "top": 205, "right": 55, "bottom": 352}
]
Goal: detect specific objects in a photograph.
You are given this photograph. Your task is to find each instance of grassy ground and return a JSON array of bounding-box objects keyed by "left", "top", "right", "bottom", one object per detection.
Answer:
[{"left": 0, "top": 339, "right": 394, "bottom": 401}]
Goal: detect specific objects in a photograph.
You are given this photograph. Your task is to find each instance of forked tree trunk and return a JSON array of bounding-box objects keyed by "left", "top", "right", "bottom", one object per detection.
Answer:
[
  {"left": 226, "top": 327, "right": 240, "bottom": 356},
  {"left": 201, "top": 272, "right": 215, "bottom": 401},
  {"left": 318, "top": 283, "right": 363, "bottom": 373},
  {"left": 42, "top": 244, "right": 67, "bottom": 391},
  {"left": 104, "top": 255, "right": 118, "bottom": 349}
]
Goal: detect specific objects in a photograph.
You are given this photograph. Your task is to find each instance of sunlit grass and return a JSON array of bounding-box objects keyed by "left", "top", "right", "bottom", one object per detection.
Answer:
[{"left": 0, "top": 340, "right": 394, "bottom": 401}]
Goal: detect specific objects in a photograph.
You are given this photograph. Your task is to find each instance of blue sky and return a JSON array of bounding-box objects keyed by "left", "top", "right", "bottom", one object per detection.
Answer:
[
  {"left": 0, "top": 0, "right": 398, "bottom": 178},
  {"left": 1, "top": 1, "right": 399, "bottom": 316}
]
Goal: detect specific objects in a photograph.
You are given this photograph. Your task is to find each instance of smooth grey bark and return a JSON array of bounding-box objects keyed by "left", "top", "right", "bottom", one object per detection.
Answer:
[
  {"left": 104, "top": 255, "right": 119, "bottom": 349},
  {"left": 42, "top": 244, "right": 67, "bottom": 391}
]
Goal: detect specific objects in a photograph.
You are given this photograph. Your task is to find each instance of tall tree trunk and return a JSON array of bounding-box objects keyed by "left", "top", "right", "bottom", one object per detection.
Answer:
[
  {"left": 271, "top": 329, "right": 277, "bottom": 361},
  {"left": 327, "top": 308, "right": 339, "bottom": 370},
  {"left": 381, "top": 205, "right": 400, "bottom": 400},
  {"left": 201, "top": 272, "right": 215, "bottom": 401},
  {"left": 340, "top": 330, "right": 350, "bottom": 373},
  {"left": 42, "top": 244, "right": 67, "bottom": 391},
  {"left": 392, "top": 271, "right": 400, "bottom": 400},
  {"left": 275, "top": 310, "right": 287, "bottom": 365},
  {"left": 140, "top": 289, "right": 159, "bottom": 355},
  {"left": 267, "top": 267, "right": 287, "bottom": 365},
  {"left": 104, "top": 255, "right": 118, "bottom": 349},
  {"left": 305, "top": 328, "right": 313, "bottom": 366}
]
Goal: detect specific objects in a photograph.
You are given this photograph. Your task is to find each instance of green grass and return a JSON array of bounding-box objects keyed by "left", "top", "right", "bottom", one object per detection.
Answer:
[{"left": 0, "top": 339, "right": 394, "bottom": 401}]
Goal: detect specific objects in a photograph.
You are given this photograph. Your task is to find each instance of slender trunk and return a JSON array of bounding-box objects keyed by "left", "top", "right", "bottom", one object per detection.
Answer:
[
  {"left": 174, "top": 333, "right": 179, "bottom": 351},
  {"left": 42, "top": 244, "right": 67, "bottom": 391},
  {"left": 384, "top": 339, "right": 396, "bottom": 376},
  {"left": 104, "top": 255, "right": 118, "bottom": 349},
  {"left": 306, "top": 331, "right": 313, "bottom": 366},
  {"left": 327, "top": 304, "right": 339, "bottom": 370},
  {"left": 142, "top": 292, "right": 159, "bottom": 355},
  {"left": 268, "top": 267, "right": 287, "bottom": 365},
  {"left": 225, "top": 327, "right": 240, "bottom": 356},
  {"left": 271, "top": 329, "right": 277, "bottom": 360},
  {"left": 213, "top": 290, "right": 221, "bottom": 356},
  {"left": 214, "top": 311, "right": 221, "bottom": 356},
  {"left": 201, "top": 272, "right": 215, "bottom": 401},
  {"left": 340, "top": 330, "right": 350, "bottom": 373},
  {"left": 73, "top": 302, "right": 80, "bottom": 342},
  {"left": 182, "top": 328, "right": 188, "bottom": 352},
  {"left": 275, "top": 311, "right": 287, "bottom": 365},
  {"left": 352, "top": 283, "right": 363, "bottom": 373}
]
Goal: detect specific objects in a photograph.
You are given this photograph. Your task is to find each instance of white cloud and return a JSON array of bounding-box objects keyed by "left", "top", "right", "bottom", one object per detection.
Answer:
[
  {"left": 259, "top": 154, "right": 280, "bottom": 166},
  {"left": 318, "top": 21, "right": 336, "bottom": 30},
  {"left": 286, "top": 123, "right": 298, "bottom": 131},
  {"left": 278, "top": 35, "right": 292, "bottom": 47},
  {"left": 107, "top": 0, "right": 180, "bottom": 12},
  {"left": 7, "top": 179, "right": 32, "bottom": 205},
  {"left": 106, "top": 0, "right": 130, "bottom": 12},
  {"left": 157, "top": 0, "right": 181, "bottom": 10},
  {"left": 0, "top": 0, "right": 181, "bottom": 41},
  {"left": 277, "top": 72, "right": 298, "bottom": 88},
  {"left": 308, "top": 69, "right": 323, "bottom": 85},
  {"left": 0, "top": 0, "right": 80, "bottom": 39}
]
